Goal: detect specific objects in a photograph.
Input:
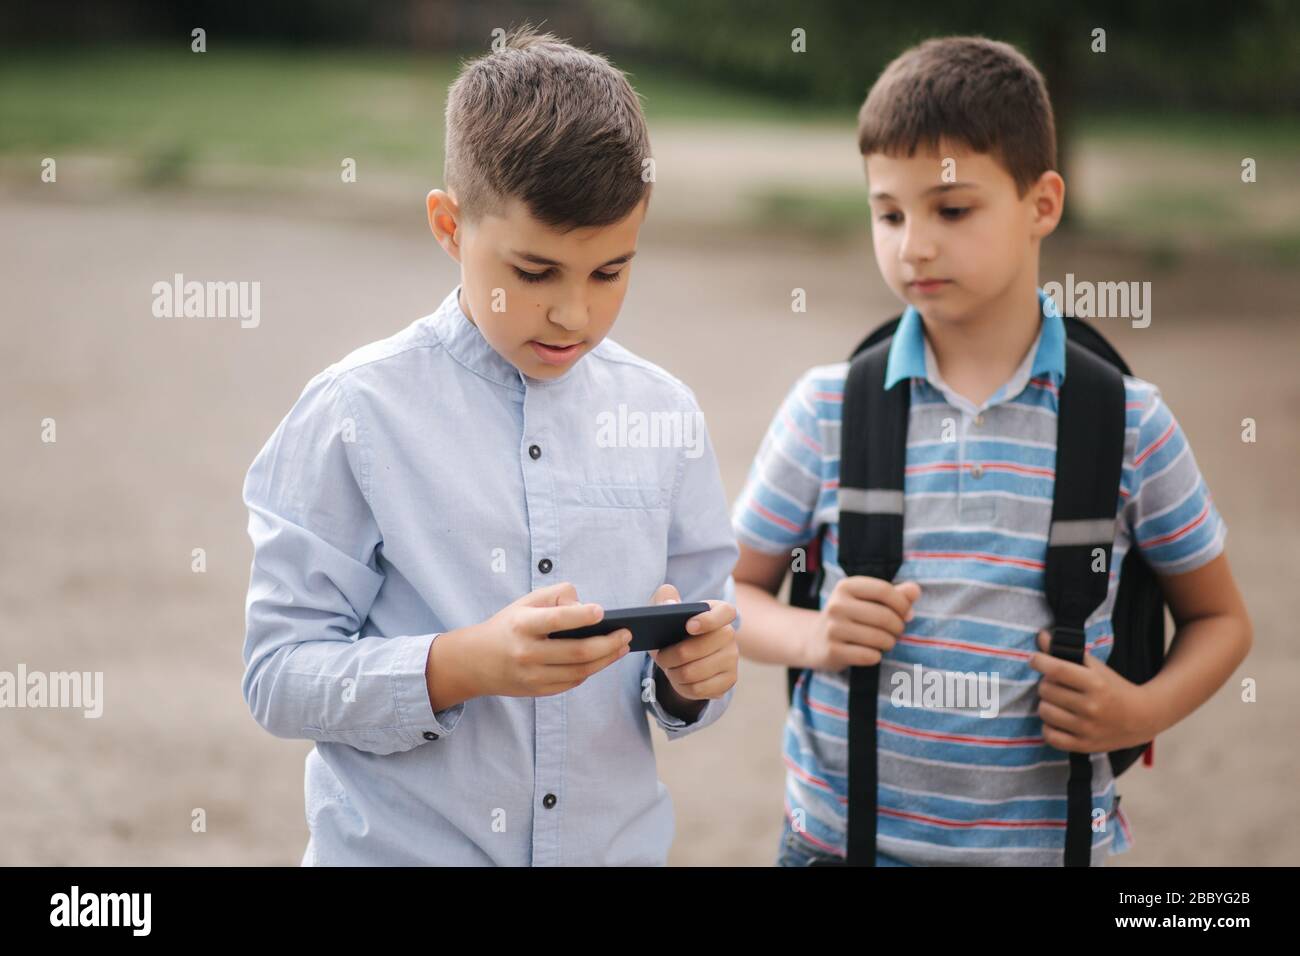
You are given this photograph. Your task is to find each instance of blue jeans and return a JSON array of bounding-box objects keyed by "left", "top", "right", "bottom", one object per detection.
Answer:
[
  {"left": 776, "top": 819, "right": 844, "bottom": 866},
  {"left": 776, "top": 818, "right": 912, "bottom": 866}
]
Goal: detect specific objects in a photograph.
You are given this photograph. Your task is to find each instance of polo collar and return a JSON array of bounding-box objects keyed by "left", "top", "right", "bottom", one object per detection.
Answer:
[{"left": 883, "top": 286, "right": 1066, "bottom": 391}]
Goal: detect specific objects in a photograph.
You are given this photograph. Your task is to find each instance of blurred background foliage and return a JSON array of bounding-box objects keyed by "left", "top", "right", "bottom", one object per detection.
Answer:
[{"left": 3, "top": 0, "right": 1298, "bottom": 258}]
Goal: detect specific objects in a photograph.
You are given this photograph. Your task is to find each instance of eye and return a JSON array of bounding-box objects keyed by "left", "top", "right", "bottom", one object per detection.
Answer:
[
  {"left": 876, "top": 211, "right": 902, "bottom": 224},
  {"left": 513, "top": 266, "right": 553, "bottom": 284},
  {"left": 939, "top": 207, "right": 970, "bottom": 221},
  {"left": 593, "top": 270, "right": 623, "bottom": 283}
]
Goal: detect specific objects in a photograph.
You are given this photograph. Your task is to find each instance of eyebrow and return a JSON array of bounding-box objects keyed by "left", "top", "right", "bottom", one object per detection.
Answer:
[
  {"left": 512, "top": 250, "right": 638, "bottom": 268},
  {"left": 869, "top": 182, "right": 980, "bottom": 201}
]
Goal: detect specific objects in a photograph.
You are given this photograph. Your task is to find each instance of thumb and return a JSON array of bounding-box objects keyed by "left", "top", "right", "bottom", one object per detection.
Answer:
[
  {"left": 1036, "top": 629, "right": 1098, "bottom": 667},
  {"left": 895, "top": 581, "right": 922, "bottom": 604},
  {"left": 652, "top": 583, "right": 681, "bottom": 605},
  {"left": 519, "top": 581, "right": 579, "bottom": 608}
]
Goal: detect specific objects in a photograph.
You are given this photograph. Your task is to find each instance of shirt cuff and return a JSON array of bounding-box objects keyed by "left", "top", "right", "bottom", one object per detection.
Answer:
[
  {"left": 392, "top": 632, "right": 465, "bottom": 743},
  {"left": 640, "top": 654, "right": 707, "bottom": 731}
]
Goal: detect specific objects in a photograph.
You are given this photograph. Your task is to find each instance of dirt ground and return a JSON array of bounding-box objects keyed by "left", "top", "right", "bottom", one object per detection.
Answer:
[{"left": 2, "top": 184, "right": 1297, "bottom": 866}]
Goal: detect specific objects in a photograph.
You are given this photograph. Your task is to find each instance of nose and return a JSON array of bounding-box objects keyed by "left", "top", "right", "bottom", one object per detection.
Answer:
[
  {"left": 546, "top": 284, "right": 589, "bottom": 334},
  {"left": 899, "top": 219, "right": 938, "bottom": 267}
]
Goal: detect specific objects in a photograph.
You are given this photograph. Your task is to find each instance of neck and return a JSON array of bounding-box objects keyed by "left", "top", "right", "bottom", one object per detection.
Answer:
[
  {"left": 458, "top": 285, "right": 477, "bottom": 327},
  {"left": 923, "top": 276, "right": 1042, "bottom": 406}
]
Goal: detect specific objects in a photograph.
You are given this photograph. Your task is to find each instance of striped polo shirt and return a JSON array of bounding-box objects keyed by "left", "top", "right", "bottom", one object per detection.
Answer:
[{"left": 733, "top": 289, "right": 1227, "bottom": 866}]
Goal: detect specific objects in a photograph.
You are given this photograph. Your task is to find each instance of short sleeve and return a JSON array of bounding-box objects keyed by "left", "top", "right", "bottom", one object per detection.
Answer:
[
  {"left": 730, "top": 367, "right": 827, "bottom": 555},
  {"left": 1124, "top": 382, "right": 1227, "bottom": 576}
]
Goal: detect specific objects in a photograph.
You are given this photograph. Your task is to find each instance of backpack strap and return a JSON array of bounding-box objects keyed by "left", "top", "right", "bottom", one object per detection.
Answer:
[
  {"left": 1046, "top": 340, "right": 1126, "bottom": 866},
  {"left": 786, "top": 315, "right": 905, "bottom": 704},
  {"left": 836, "top": 336, "right": 909, "bottom": 865}
]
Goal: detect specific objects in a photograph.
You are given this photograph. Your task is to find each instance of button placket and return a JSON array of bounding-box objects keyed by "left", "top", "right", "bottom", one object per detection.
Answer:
[
  {"left": 955, "top": 404, "right": 970, "bottom": 501},
  {"left": 521, "top": 382, "right": 564, "bottom": 866},
  {"left": 968, "top": 408, "right": 985, "bottom": 480}
]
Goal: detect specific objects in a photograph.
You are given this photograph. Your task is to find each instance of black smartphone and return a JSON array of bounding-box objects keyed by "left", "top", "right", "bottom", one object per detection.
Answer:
[{"left": 548, "top": 602, "right": 711, "bottom": 653}]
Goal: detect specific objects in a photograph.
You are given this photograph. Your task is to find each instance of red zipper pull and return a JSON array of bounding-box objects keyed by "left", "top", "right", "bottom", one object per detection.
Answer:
[{"left": 1142, "top": 740, "right": 1154, "bottom": 767}]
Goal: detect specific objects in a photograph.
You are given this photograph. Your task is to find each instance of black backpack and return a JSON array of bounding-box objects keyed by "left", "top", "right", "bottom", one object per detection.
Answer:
[{"left": 785, "top": 314, "right": 1167, "bottom": 867}]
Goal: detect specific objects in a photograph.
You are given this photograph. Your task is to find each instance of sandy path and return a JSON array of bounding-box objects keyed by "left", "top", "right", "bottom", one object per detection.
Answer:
[{"left": 2, "top": 191, "right": 1296, "bottom": 865}]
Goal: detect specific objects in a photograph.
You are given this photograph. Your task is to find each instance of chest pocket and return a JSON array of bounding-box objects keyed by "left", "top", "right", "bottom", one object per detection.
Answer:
[{"left": 578, "top": 483, "right": 668, "bottom": 510}]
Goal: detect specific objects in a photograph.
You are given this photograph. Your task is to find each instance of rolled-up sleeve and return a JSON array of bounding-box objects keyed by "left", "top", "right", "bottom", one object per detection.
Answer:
[
  {"left": 641, "top": 386, "right": 740, "bottom": 739},
  {"left": 241, "top": 370, "right": 463, "bottom": 756}
]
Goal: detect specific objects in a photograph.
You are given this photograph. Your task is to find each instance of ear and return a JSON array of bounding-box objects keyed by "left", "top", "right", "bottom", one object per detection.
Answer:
[
  {"left": 427, "top": 189, "right": 463, "bottom": 263},
  {"left": 1027, "top": 170, "right": 1065, "bottom": 239}
]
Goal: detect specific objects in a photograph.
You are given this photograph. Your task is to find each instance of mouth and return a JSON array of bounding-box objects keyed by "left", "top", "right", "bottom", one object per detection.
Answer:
[
  {"left": 529, "top": 340, "right": 585, "bottom": 365},
  {"left": 908, "top": 278, "right": 951, "bottom": 293}
]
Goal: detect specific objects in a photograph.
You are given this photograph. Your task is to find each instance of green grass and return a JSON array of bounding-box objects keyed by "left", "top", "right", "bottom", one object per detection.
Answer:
[
  {"left": 750, "top": 186, "right": 870, "bottom": 240},
  {"left": 1076, "top": 110, "right": 1300, "bottom": 152},
  {"left": 0, "top": 46, "right": 451, "bottom": 176},
  {"left": 6, "top": 45, "right": 1297, "bottom": 262},
  {"left": 0, "top": 44, "right": 840, "bottom": 180}
]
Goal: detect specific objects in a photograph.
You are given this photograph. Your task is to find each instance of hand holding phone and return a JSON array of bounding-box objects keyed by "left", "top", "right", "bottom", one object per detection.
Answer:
[{"left": 549, "top": 601, "right": 712, "bottom": 652}]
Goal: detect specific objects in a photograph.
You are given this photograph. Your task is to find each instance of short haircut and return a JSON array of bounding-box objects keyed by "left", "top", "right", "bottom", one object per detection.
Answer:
[
  {"left": 857, "top": 36, "right": 1057, "bottom": 196},
  {"left": 443, "top": 25, "right": 652, "bottom": 229}
]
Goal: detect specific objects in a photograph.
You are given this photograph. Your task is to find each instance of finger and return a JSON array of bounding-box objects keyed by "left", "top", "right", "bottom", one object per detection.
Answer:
[
  {"left": 519, "top": 581, "right": 580, "bottom": 607},
  {"left": 895, "top": 581, "right": 922, "bottom": 608},
  {"left": 655, "top": 625, "right": 734, "bottom": 669},
  {"left": 543, "top": 628, "right": 633, "bottom": 665},
  {"left": 652, "top": 583, "right": 682, "bottom": 605},
  {"left": 837, "top": 598, "right": 907, "bottom": 636},
  {"left": 827, "top": 621, "right": 898, "bottom": 652},
  {"left": 1035, "top": 628, "right": 1102, "bottom": 669},
  {"left": 1037, "top": 629, "right": 1106, "bottom": 673},
  {"left": 544, "top": 641, "right": 633, "bottom": 683},
  {"left": 1038, "top": 699, "right": 1087, "bottom": 735},
  {"left": 528, "top": 601, "right": 604, "bottom": 635},
  {"left": 895, "top": 583, "right": 921, "bottom": 623},
  {"left": 840, "top": 576, "right": 913, "bottom": 621},
  {"left": 1029, "top": 633, "right": 1093, "bottom": 692},
  {"left": 684, "top": 599, "right": 736, "bottom": 635},
  {"left": 1037, "top": 679, "right": 1092, "bottom": 715},
  {"left": 657, "top": 642, "right": 736, "bottom": 686},
  {"left": 674, "top": 669, "right": 737, "bottom": 700},
  {"left": 1041, "top": 723, "right": 1088, "bottom": 754},
  {"left": 828, "top": 644, "right": 884, "bottom": 668},
  {"left": 1029, "top": 653, "right": 1093, "bottom": 693}
]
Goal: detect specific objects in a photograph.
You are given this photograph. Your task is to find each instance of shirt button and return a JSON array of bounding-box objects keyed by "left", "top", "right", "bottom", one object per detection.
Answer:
[
  {"left": 973, "top": 414, "right": 985, "bottom": 426},
  {"left": 971, "top": 463, "right": 985, "bottom": 479},
  {"left": 542, "top": 793, "right": 557, "bottom": 809},
  {"left": 422, "top": 731, "right": 439, "bottom": 740},
  {"left": 528, "top": 444, "right": 541, "bottom": 460},
  {"left": 538, "top": 558, "right": 553, "bottom": 574}
]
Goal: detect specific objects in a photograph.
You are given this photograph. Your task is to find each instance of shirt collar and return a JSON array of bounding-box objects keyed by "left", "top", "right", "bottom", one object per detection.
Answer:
[
  {"left": 883, "top": 286, "right": 1066, "bottom": 391},
  {"left": 427, "top": 286, "right": 522, "bottom": 390},
  {"left": 432, "top": 286, "right": 596, "bottom": 391}
]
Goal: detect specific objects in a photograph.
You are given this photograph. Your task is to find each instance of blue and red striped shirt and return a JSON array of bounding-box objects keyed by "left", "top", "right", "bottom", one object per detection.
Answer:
[{"left": 733, "top": 290, "right": 1226, "bottom": 865}]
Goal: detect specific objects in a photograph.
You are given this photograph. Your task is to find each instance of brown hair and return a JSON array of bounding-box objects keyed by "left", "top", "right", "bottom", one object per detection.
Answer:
[
  {"left": 444, "top": 25, "right": 652, "bottom": 229},
  {"left": 857, "top": 36, "right": 1056, "bottom": 196}
]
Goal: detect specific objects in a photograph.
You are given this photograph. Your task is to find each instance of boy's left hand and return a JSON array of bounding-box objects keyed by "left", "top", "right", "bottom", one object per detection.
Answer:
[
  {"left": 648, "top": 584, "right": 738, "bottom": 701},
  {"left": 1028, "top": 631, "right": 1159, "bottom": 753}
]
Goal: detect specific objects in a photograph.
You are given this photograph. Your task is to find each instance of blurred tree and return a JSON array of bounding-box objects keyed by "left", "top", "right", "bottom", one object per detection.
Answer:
[{"left": 600, "top": 0, "right": 1300, "bottom": 222}]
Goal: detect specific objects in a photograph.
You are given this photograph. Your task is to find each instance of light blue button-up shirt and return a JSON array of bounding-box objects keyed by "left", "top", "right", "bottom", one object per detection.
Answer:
[{"left": 242, "top": 287, "right": 739, "bottom": 866}]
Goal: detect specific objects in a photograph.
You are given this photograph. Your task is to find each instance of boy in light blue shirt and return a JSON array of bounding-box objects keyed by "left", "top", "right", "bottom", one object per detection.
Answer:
[{"left": 241, "top": 26, "right": 739, "bottom": 866}]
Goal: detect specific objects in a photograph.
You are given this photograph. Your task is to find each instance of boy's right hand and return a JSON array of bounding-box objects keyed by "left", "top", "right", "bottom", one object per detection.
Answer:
[
  {"left": 800, "top": 577, "right": 921, "bottom": 671},
  {"left": 460, "top": 582, "right": 633, "bottom": 698}
]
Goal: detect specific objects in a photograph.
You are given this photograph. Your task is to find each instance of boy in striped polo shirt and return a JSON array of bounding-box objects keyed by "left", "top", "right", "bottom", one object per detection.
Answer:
[{"left": 731, "top": 36, "right": 1253, "bottom": 866}]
